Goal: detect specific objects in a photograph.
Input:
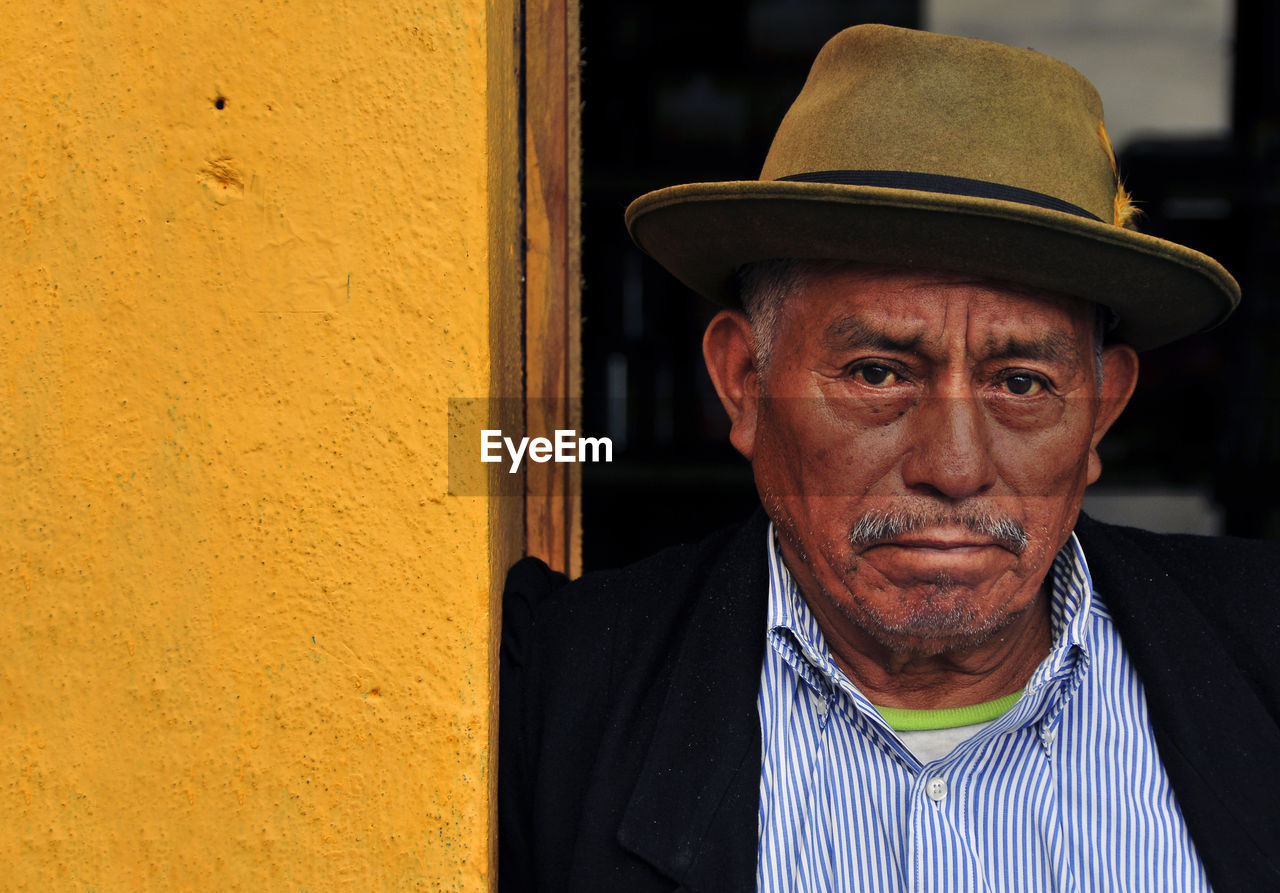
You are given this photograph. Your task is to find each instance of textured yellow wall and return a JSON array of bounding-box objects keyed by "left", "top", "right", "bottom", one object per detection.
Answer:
[{"left": 1, "top": 0, "right": 520, "bottom": 888}]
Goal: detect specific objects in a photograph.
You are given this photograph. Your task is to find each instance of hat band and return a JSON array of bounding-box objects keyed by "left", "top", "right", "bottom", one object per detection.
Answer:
[{"left": 776, "top": 170, "right": 1102, "bottom": 222}]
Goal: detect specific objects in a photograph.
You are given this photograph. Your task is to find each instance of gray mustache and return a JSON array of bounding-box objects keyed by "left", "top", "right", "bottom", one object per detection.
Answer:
[{"left": 849, "top": 508, "right": 1029, "bottom": 554}]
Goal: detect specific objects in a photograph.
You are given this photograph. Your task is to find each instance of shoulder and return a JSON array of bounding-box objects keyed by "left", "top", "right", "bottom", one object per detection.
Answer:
[
  {"left": 502, "top": 509, "right": 769, "bottom": 662},
  {"left": 499, "top": 509, "right": 770, "bottom": 755},
  {"left": 1075, "top": 513, "right": 1280, "bottom": 697},
  {"left": 1075, "top": 513, "right": 1280, "bottom": 602}
]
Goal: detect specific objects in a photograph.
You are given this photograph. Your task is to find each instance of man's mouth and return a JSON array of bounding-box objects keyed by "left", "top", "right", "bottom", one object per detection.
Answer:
[{"left": 880, "top": 535, "right": 1000, "bottom": 550}]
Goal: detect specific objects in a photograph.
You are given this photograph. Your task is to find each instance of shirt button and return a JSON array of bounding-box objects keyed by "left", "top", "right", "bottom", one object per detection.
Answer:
[{"left": 926, "top": 777, "right": 948, "bottom": 802}]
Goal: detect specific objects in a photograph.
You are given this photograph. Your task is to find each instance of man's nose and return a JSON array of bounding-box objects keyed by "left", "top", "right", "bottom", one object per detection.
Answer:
[{"left": 900, "top": 395, "right": 997, "bottom": 500}]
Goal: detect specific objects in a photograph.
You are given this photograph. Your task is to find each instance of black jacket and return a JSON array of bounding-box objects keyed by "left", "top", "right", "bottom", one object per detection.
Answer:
[{"left": 500, "top": 512, "right": 1280, "bottom": 891}]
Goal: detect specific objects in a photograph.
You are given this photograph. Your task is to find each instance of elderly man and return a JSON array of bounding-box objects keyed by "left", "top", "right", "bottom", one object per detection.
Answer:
[{"left": 499, "top": 25, "right": 1280, "bottom": 893}]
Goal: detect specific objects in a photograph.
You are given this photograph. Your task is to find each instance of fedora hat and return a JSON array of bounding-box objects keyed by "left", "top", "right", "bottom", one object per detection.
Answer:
[{"left": 625, "top": 24, "right": 1239, "bottom": 350}]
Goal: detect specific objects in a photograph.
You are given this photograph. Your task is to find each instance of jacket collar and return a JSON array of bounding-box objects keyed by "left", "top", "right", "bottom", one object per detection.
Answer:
[{"left": 616, "top": 509, "right": 769, "bottom": 891}]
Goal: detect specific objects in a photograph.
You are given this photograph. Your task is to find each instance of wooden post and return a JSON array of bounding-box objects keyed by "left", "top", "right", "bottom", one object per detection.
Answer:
[{"left": 524, "top": 0, "right": 582, "bottom": 576}]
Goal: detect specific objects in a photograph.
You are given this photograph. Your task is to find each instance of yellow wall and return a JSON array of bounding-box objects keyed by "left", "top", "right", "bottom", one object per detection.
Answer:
[{"left": 1, "top": 0, "right": 520, "bottom": 888}]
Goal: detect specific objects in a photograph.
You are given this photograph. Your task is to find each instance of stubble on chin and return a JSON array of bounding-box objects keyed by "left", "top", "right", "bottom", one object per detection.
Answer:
[{"left": 826, "top": 571, "right": 1020, "bottom": 656}]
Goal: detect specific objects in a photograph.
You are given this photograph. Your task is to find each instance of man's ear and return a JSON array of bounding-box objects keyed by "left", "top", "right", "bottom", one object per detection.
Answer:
[
  {"left": 1087, "top": 343, "right": 1140, "bottom": 484},
  {"left": 702, "top": 309, "right": 760, "bottom": 461}
]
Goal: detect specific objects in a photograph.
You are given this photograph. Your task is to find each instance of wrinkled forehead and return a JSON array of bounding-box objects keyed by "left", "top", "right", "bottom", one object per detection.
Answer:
[{"left": 781, "top": 262, "right": 1100, "bottom": 351}]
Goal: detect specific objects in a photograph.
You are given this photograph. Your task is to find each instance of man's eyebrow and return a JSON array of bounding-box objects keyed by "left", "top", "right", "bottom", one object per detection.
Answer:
[
  {"left": 821, "top": 317, "right": 923, "bottom": 353},
  {"left": 982, "top": 331, "right": 1081, "bottom": 364},
  {"left": 822, "top": 319, "right": 1086, "bottom": 364}
]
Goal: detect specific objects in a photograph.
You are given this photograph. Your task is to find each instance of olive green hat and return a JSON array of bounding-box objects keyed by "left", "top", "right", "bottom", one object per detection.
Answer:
[{"left": 625, "top": 24, "right": 1239, "bottom": 350}]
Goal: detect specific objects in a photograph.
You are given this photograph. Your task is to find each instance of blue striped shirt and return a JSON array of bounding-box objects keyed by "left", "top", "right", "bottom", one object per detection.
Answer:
[{"left": 757, "top": 524, "right": 1211, "bottom": 891}]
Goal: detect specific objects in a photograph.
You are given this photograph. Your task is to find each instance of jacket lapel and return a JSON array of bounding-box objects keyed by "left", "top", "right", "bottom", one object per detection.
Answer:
[
  {"left": 1076, "top": 515, "right": 1280, "bottom": 890},
  {"left": 616, "top": 511, "right": 769, "bottom": 891}
]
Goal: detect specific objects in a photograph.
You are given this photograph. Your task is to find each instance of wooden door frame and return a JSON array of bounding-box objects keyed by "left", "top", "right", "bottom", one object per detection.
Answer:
[{"left": 523, "top": 0, "right": 582, "bottom": 576}]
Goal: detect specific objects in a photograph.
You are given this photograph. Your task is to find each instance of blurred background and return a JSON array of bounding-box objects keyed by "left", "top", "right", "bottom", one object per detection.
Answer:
[{"left": 578, "top": 0, "right": 1280, "bottom": 570}]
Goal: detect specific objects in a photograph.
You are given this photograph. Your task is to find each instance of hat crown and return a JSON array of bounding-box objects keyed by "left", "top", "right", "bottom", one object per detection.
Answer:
[{"left": 761, "top": 25, "right": 1119, "bottom": 224}]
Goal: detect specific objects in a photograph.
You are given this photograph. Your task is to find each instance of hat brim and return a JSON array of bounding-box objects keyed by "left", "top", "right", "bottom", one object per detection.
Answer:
[{"left": 625, "top": 180, "right": 1240, "bottom": 351}]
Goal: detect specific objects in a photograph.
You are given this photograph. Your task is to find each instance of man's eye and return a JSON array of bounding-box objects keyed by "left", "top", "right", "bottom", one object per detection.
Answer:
[
  {"left": 852, "top": 363, "right": 899, "bottom": 386},
  {"left": 1001, "top": 373, "right": 1045, "bottom": 396}
]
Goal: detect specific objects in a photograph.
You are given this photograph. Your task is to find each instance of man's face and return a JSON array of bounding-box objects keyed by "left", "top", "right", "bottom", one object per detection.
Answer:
[{"left": 705, "top": 265, "right": 1138, "bottom": 656}]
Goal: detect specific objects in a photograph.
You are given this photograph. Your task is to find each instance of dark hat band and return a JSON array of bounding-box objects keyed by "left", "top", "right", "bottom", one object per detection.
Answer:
[{"left": 777, "top": 170, "right": 1104, "bottom": 222}]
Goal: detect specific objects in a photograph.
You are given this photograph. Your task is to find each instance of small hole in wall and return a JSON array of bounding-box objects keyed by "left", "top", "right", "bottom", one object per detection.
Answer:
[{"left": 214, "top": 96, "right": 226, "bottom": 110}]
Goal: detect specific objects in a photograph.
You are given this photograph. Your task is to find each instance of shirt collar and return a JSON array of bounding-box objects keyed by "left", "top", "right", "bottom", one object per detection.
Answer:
[{"left": 1044, "top": 531, "right": 1095, "bottom": 664}]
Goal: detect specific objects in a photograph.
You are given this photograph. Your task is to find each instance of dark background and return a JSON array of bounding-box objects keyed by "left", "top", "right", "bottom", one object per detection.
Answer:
[{"left": 577, "top": 0, "right": 1280, "bottom": 570}]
